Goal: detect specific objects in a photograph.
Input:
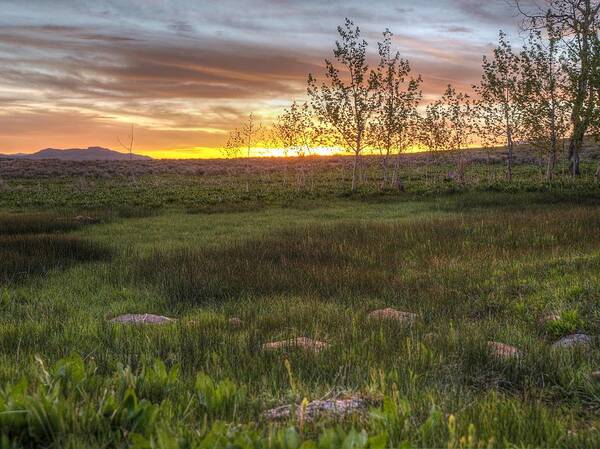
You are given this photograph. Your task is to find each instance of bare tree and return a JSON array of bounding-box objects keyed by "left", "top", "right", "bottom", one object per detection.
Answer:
[
  {"left": 441, "top": 85, "right": 475, "bottom": 183},
  {"left": 117, "top": 123, "right": 138, "bottom": 185},
  {"left": 308, "top": 18, "right": 379, "bottom": 192},
  {"left": 239, "top": 112, "right": 262, "bottom": 158},
  {"left": 271, "top": 101, "right": 323, "bottom": 189},
  {"left": 118, "top": 123, "right": 135, "bottom": 161},
  {"left": 516, "top": 0, "right": 600, "bottom": 176},
  {"left": 221, "top": 130, "right": 243, "bottom": 159},
  {"left": 474, "top": 31, "right": 523, "bottom": 182},
  {"left": 223, "top": 113, "right": 263, "bottom": 192},
  {"left": 369, "top": 29, "right": 422, "bottom": 190},
  {"left": 272, "top": 102, "right": 320, "bottom": 156},
  {"left": 419, "top": 96, "right": 450, "bottom": 182}
]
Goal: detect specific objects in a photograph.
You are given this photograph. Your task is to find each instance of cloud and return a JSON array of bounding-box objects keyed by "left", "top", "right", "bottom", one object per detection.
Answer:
[
  {"left": 451, "top": 0, "right": 517, "bottom": 25},
  {"left": 443, "top": 25, "right": 474, "bottom": 33},
  {"left": 0, "top": 109, "right": 227, "bottom": 154},
  {"left": 0, "top": 0, "right": 519, "bottom": 154}
]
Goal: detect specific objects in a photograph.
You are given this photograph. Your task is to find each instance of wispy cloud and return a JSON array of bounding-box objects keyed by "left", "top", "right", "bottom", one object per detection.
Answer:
[{"left": 0, "top": 0, "right": 518, "bottom": 155}]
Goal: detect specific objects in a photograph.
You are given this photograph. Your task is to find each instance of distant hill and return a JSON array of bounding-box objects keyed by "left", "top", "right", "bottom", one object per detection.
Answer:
[{"left": 0, "top": 146, "right": 152, "bottom": 161}]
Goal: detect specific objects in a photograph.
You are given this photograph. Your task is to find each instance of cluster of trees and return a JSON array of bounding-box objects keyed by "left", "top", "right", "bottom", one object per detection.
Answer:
[{"left": 224, "top": 1, "right": 600, "bottom": 191}]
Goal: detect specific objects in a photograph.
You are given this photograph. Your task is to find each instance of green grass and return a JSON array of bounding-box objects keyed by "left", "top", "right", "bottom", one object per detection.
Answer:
[
  {"left": 1, "top": 157, "right": 600, "bottom": 212},
  {"left": 1, "top": 175, "right": 600, "bottom": 446}
]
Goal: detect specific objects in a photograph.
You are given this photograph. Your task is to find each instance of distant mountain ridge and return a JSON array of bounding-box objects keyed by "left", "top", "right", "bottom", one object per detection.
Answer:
[{"left": 0, "top": 146, "right": 152, "bottom": 161}]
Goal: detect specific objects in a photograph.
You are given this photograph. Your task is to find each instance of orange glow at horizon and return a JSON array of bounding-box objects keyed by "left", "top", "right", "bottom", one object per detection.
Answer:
[{"left": 137, "top": 144, "right": 435, "bottom": 160}]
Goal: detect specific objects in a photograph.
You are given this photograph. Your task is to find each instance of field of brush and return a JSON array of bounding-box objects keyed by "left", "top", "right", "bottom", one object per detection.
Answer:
[{"left": 1, "top": 150, "right": 600, "bottom": 448}]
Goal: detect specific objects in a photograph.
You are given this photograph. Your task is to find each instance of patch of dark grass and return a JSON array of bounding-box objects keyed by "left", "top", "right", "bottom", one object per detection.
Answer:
[
  {"left": 0, "top": 234, "right": 112, "bottom": 283},
  {"left": 135, "top": 206, "right": 600, "bottom": 309},
  {"left": 0, "top": 208, "right": 160, "bottom": 235},
  {"left": 0, "top": 212, "right": 84, "bottom": 235},
  {"left": 432, "top": 190, "right": 600, "bottom": 213},
  {"left": 186, "top": 201, "right": 267, "bottom": 215}
]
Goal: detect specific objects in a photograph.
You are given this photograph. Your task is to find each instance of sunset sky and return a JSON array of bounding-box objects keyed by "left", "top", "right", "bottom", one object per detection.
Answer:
[{"left": 0, "top": 0, "right": 521, "bottom": 158}]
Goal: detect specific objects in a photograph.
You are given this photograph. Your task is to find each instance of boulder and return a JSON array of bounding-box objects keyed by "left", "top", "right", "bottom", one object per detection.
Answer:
[
  {"left": 487, "top": 341, "right": 521, "bottom": 359},
  {"left": 262, "top": 337, "right": 329, "bottom": 354},
  {"left": 368, "top": 308, "right": 417, "bottom": 324},
  {"left": 110, "top": 313, "right": 175, "bottom": 324},
  {"left": 263, "top": 398, "right": 369, "bottom": 422},
  {"left": 552, "top": 333, "right": 591, "bottom": 350}
]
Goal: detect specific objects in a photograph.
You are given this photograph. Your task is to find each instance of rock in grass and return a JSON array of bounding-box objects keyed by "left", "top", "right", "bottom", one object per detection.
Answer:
[
  {"left": 74, "top": 215, "right": 97, "bottom": 223},
  {"left": 552, "top": 333, "right": 591, "bottom": 350},
  {"left": 368, "top": 308, "right": 417, "bottom": 324},
  {"left": 263, "top": 398, "right": 369, "bottom": 422},
  {"left": 590, "top": 371, "right": 600, "bottom": 383},
  {"left": 487, "top": 341, "right": 521, "bottom": 359},
  {"left": 110, "top": 313, "right": 175, "bottom": 324},
  {"left": 229, "top": 317, "right": 243, "bottom": 328},
  {"left": 262, "top": 337, "right": 329, "bottom": 354},
  {"left": 541, "top": 312, "right": 561, "bottom": 324}
]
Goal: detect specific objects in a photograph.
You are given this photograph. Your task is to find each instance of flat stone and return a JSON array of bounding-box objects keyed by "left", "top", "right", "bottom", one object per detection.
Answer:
[
  {"left": 74, "top": 215, "right": 97, "bottom": 223},
  {"left": 110, "top": 313, "right": 175, "bottom": 324},
  {"left": 591, "top": 371, "right": 600, "bottom": 383},
  {"left": 541, "top": 312, "right": 561, "bottom": 324},
  {"left": 487, "top": 341, "right": 521, "bottom": 359},
  {"left": 262, "top": 337, "right": 329, "bottom": 354},
  {"left": 229, "top": 317, "right": 243, "bottom": 328},
  {"left": 552, "top": 333, "right": 591, "bottom": 350},
  {"left": 368, "top": 308, "right": 417, "bottom": 324},
  {"left": 263, "top": 398, "right": 369, "bottom": 422}
]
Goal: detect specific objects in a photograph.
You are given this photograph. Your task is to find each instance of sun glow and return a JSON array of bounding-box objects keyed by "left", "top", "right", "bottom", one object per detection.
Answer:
[{"left": 138, "top": 144, "right": 438, "bottom": 159}]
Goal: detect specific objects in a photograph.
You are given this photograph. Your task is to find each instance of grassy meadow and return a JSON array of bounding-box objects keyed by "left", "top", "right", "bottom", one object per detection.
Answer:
[{"left": 1, "top": 150, "right": 600, "bottom": 448}]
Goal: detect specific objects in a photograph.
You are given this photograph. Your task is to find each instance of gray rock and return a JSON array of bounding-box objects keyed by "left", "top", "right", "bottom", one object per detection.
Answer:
[
  {"left": 552, "top": 333, "right": 591, "bottom": 350},
  {"left": 263, "top": 398, "right": 369, "bottom": 422},
  {"left": 262, "top": 337, "right": 329, "bottom": 354},
  {"left": 110, "top": 313, "right": 175, "bottom": 324},
  {"left": 368, "top": 308, "right": 417, "bottom": 324}
]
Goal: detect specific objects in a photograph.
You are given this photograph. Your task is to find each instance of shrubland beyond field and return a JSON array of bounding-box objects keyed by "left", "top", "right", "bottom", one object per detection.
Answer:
[
  {"left": 1, "top": 145, "right": 600, "bottom": 211},
  {"left": 2, "top": 148, "right": 600, "bottom": 448}
]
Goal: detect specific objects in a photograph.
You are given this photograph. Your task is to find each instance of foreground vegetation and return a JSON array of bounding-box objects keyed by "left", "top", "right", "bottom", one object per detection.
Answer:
[{"left": 1, "top": 157, "right": 600, "bottom": 447}]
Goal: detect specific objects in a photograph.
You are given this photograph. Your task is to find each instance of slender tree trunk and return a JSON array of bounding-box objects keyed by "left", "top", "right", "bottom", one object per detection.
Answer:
[
  {"left": 567, "top": 50, "right": 593, "bottom": 177},
  {"left": 390, "top": 154, "right": 400, "bottom": 189},
  {"left": 546, "top": 143, "right": 557, "bottom": 181},
  {"left": 381, "top": 153, "right": 389, "bottom": 189},
  {"left": 351, "top": 152, "right": 359, "bottom": 192},
  {"left": 504, "top": 100, "right": 513, "bottom": 182},
  {"left": 568, "top": 130, "right": 584, "bottom": 176},
  {"left": 507, "top": 130, "right": 513, "bottom": 182},
  {"left": 546, "top": 116, "right": 558, "bottom": 182}
]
